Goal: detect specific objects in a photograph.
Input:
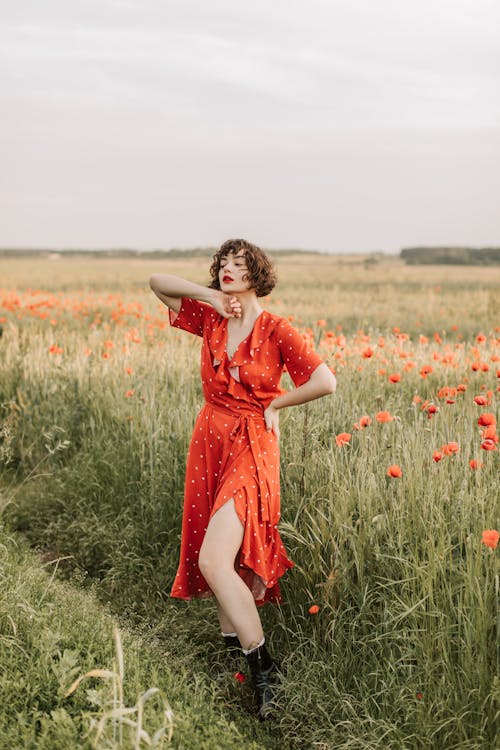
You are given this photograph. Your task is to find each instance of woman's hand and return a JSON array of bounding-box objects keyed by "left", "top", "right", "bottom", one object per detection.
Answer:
[
  {"left": 264, "top": 405, "right": 280, "bottom": 439},
  {"left": 211, "top": 291, "right": 242, "bottom": 319}
]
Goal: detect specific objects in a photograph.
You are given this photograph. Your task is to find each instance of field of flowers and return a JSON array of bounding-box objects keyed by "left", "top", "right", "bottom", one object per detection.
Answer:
[{"left": 0, "top": 253, "right": 498, "bottom": 749}]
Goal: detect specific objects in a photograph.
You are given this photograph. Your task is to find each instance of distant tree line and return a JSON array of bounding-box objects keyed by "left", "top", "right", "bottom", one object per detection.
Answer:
[
  {"left": 401, "top": 247, "right": 500, "bottom": 265},
  {"left": 0, "top": 247, "right": 318, "bottom": 259}
]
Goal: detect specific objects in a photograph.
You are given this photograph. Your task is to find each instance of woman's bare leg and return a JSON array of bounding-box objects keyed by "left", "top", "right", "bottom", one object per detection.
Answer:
[
  {"left": 198, "top": 500, "right": 264, "bottom": 650},
  {"left": 217, "top": 602, "right": 237, "bottom": 635}
]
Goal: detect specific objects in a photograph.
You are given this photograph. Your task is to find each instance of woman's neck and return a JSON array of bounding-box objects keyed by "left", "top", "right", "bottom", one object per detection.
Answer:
[{"left": 230, "top": 292, "right": 263, "bottom": 324}]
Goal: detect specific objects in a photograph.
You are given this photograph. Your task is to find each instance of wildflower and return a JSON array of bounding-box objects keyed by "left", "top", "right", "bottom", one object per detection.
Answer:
[
  {"left": 416, "top": 692, "right": 424, "bottom": 701},
  {"left": 387, "top": 464, "right": 403, "bottom": 478},
  {"left": 388, "top": 373, "right": 401, "bottom": 383},
  {"left": 478, "top": 413, "right": 496, "bottom": 427},
  {"left": 376, "top": 411, "right": 394, "bottom": 423},
  {"left": 420, "top": 365, "right": 433, "bottom": 378},
  {"left": 481, "top": 425, "right": 498, "bottom": 442},
  {"left": 360, "top": 415, "right": 372, "bottom": 428},
  {"left": 233, "top": 671, "right": 246, "bottom": 683},
  {"left": 362, "top": 347, "right": 374, "bottom": 358},
  {"left": 481, "top": 439, "right": 497, "bottom": 451},
  {"left": 335, "top": 432, "right": 351, "bottom": 447},
  {"left": 442, "top": 442, "right": 459, "bottom": 455},
  {"left": 125, "top": 390, "right": 135, "bottom": 397},
  {"left": 125, "top": 367, "right": 134, "bottom": 375},
  {"left": 457, "top": 383, "right": 467, "bottom": 392},
  {"left": 469, "top": 459, "right": 483, "bottom": 470},
  {"left": 102, "top": 351, "right": 111, "bottom": 359},
  {"left": 476, "top": 333, "right": 486, "bottom": 344},
  {"left": 316, "top": 319, "right": 326, "bottom": 327},
  {"left": 474, "top": 395, "right": 488, "bottom": 406},
  {"left": 413, "top": 395, "right": 422, "bottom": 403},
  {"left": 481, "top": 530, "right": 499, "bottom": 550},
  {"left": 309, "top": 604, "right": 320, "bottom": 614},
  {"left": 433, "top": 451, "right": 443, "bottom": 463},
  {"left": 427, "top": 404, "right": 438, "bottom": 417}
]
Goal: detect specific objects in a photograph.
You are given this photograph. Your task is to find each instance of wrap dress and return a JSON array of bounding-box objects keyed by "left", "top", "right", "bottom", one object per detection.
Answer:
[{"left": 169, "top": 297, "right": 323, "bottom": 604}]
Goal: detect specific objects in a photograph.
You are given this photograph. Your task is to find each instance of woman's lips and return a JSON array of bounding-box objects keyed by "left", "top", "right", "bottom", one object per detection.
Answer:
[{"left": 222, "top": 276, "right": 233, "bottom": 283}]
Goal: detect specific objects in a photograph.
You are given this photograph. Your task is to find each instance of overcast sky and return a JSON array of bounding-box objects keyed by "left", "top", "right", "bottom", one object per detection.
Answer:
[{"left": 1, "top": 0, "right": 499, "bottom": 253}]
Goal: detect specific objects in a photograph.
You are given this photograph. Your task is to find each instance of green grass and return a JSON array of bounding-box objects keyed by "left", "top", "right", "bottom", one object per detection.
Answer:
[
  {"left": 0, "top": 255, "right": 499, "bottom": 748},
  {"left": 0, "top": 526, "right": 284, "bottom": 749}
]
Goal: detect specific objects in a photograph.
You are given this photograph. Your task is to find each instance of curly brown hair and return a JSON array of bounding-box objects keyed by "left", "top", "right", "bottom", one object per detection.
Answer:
[{"left": 208, "top": 239, "right": 277, "bottom": 298}]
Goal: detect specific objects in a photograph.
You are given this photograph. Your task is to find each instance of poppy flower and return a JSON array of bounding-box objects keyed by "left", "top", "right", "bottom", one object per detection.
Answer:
[
  {"left": 427, "top": 404, "right": 438, "bottom": 416},
  {"left": 125, "top": 367, "right": 134, "bottom": 375},
  {"left": 387, "top": 464, "right": 403, "bottom": 478},
  {"left": 362, "top": 347, "right": 374, "bottom": 358},
  {"left": 469, "top": 459, "right": 483, "bottom": 470},
  {"left": 388, "top": 373, "right": 401, "bottom": 383},
  {"left": 420, "top": 365, "right": 433, "bottom": 378},
  {"left": 233, "top": 671, "right": 246, "bottom": 683},
  {"left": 335, "top": 432, "right": 351, "bottom": 447},
  {"left": 481, "top": 425, "right": 498, "bottom": 442},
  {"left": 376, "top": 411, "right": 394, "bottom": 423},
  {"left": 481, "top": 439, "right": 497, "bottom": 451},
  {"left": 308, "top": 604, "right": 320, "bottom": 614},
  {"left": 478, "top": 413, "right": 496, "bottom": 427},
  {"left": 360, "top": 415, "right": 372, "bottom": 428},
  {"left": 481, "top": 530, "right": 499, "bottom": 550},
  {"left": 476, "top": 333, "right": 486, "bottom": 344},
  {"left": 474, "top": 395, "right": 488, "bottom": 406},
  {"left": 416, "top": 692, "right": 424, "bottom": 701},
  {"left": 433, "top": 451, "right": 443, "bottom": 463},
  {"left": 442, "top": 442, "right": 459, "bottom": 455},
  {"left": 125, "top": 390, "right": 135, "bottom": 397}
]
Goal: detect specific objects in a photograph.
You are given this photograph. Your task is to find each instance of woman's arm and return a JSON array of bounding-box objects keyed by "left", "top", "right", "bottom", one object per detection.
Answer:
[
  {"left": 149, "top": 274, "right": 241, "bottom": 318},
  {"left": 264, "top": 364, "right": 336, "bottom": 436}
]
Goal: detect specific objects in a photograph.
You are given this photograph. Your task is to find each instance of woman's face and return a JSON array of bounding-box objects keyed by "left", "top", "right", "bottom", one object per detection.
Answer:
[{"left": 219, "top": 249, "right": 252, "bottom": 294}]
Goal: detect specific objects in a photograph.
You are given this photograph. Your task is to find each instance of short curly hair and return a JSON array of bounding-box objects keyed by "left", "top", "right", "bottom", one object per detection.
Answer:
[{"left": 208, "top": 239, "right": 277, "bottom": 298}]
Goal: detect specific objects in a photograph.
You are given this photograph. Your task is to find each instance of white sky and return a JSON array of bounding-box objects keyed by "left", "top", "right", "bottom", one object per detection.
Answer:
[{"left": 1, "top": 0, "right": 499, "bottom": 253}]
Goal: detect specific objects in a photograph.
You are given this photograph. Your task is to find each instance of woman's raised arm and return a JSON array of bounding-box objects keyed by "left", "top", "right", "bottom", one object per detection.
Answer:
[{"left": 149, "top": 274, "right": 241, "bottom": 318}]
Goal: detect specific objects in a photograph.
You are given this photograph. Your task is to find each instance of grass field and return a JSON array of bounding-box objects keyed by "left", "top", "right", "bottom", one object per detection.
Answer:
[{"left": 0, "top": 253, "right": 499, "bottom": 749}]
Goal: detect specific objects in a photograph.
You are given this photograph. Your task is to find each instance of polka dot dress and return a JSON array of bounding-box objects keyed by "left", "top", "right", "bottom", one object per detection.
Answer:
[{"left": 169, "top": 297, "right": 324, "bottom": 605}]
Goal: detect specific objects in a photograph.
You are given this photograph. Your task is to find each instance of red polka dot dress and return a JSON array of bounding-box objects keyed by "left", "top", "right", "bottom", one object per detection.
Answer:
[{"left": 169, "top": 298, "right": 324, "bottom": 605}]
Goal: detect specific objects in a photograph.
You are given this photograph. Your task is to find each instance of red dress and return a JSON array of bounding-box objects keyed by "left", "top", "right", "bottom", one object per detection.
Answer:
[{"left": 169, "top": 297, "right": 323, "bottom": 605}]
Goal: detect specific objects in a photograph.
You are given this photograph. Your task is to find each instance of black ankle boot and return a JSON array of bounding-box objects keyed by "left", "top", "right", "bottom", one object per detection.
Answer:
[
  {"left": 244, "top": 643, "right": 278, "bottom": 721},
  {"left": 223, "top": 633, "right": 242, "bottom": 656}
]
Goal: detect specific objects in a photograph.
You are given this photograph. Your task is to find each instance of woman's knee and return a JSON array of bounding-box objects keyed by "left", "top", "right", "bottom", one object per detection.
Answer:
[{"left": 198, "top": 540, "right": 238, "bottom": 585}]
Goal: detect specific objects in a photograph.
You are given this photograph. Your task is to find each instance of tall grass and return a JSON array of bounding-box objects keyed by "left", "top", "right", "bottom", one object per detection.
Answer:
[{"left": 0, "top": 255, "right": 498, "bottom": 748}]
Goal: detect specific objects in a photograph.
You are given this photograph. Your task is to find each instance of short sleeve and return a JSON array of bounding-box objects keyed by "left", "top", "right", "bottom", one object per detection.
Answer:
[
  {"left": 275, "top": 319, "right": 324, "bottom": 387},
  {"left": 169, "top": 297, "right": 212, "bottom": 337}
]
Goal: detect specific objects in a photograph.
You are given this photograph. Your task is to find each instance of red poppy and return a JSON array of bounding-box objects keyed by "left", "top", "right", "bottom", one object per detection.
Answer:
[
  {"left": 481, "top": 439, "right": 497, "bottom": 451},
  {"left": 481, "top": 530, "right": 499, "bottom": 550},
  {"left": 416, "top": 692, "right": 424, "bottom": 701},
  {"left": 442, "top": 442, "right": 459, "bottom": 455},
  {"left": 233, "top": 671, "right": 246, "bottom": 683},
  {"left": 362, "top": 347, "right": 374, "bottom": 358},
  {"left": 376, "top": 411, "right": 394, "bottom": 423},
  {"left": 309, "top": 604, "right": 320, "bottom": 614},
  {"left": 478, "top": 413, "right": 496, "bottom": 427},
  {"left": 420, "top": 365, "right": 433, "bottom": 378},
  {"left": 335, "top": 432, "right": 351, "bottom": 447},
  {"left": 360, "top": 415, "right": 372, "bottom": 428},
  {"left": 125, "top": 390, "right": 135, "bottom": 397},
  {"left": 387, "top": 464, "right": 403, "bottom": 478},
  {"left": 474, "top": 395, "right": 488, "bottom": 406},
  {"left": 481, "top": 425, "right": 498, "bottom": 442},
  {"left": 388, "top": 373, "right": 401, "bottom": 383},
  {"left": 433, "top": 451, "right": 443, "bottom": 463},
  {"left": 476, "top": 333, "right": 486, "bottom": 344},
  {"left": 469, "top": 459, "right": 483, "bottom": 470}
]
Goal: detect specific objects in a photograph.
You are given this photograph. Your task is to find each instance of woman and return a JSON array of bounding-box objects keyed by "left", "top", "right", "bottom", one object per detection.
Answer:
[{"left": 150, "top": 239, "right": 336, "bottom": 719}]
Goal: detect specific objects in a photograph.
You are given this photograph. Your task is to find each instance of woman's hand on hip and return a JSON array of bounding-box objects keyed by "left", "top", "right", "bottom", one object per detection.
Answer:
[{"left": 264, "top": 405, "right": 280, "bottom": 439}]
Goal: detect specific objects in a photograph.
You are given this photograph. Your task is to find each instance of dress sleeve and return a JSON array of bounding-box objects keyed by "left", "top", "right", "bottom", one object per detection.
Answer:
[
  {"left": 169, "top": 297, "right": 213, "bottom": 337},
  {"left": 275, "top": 319, "right": 324, "bottom": 387}
]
